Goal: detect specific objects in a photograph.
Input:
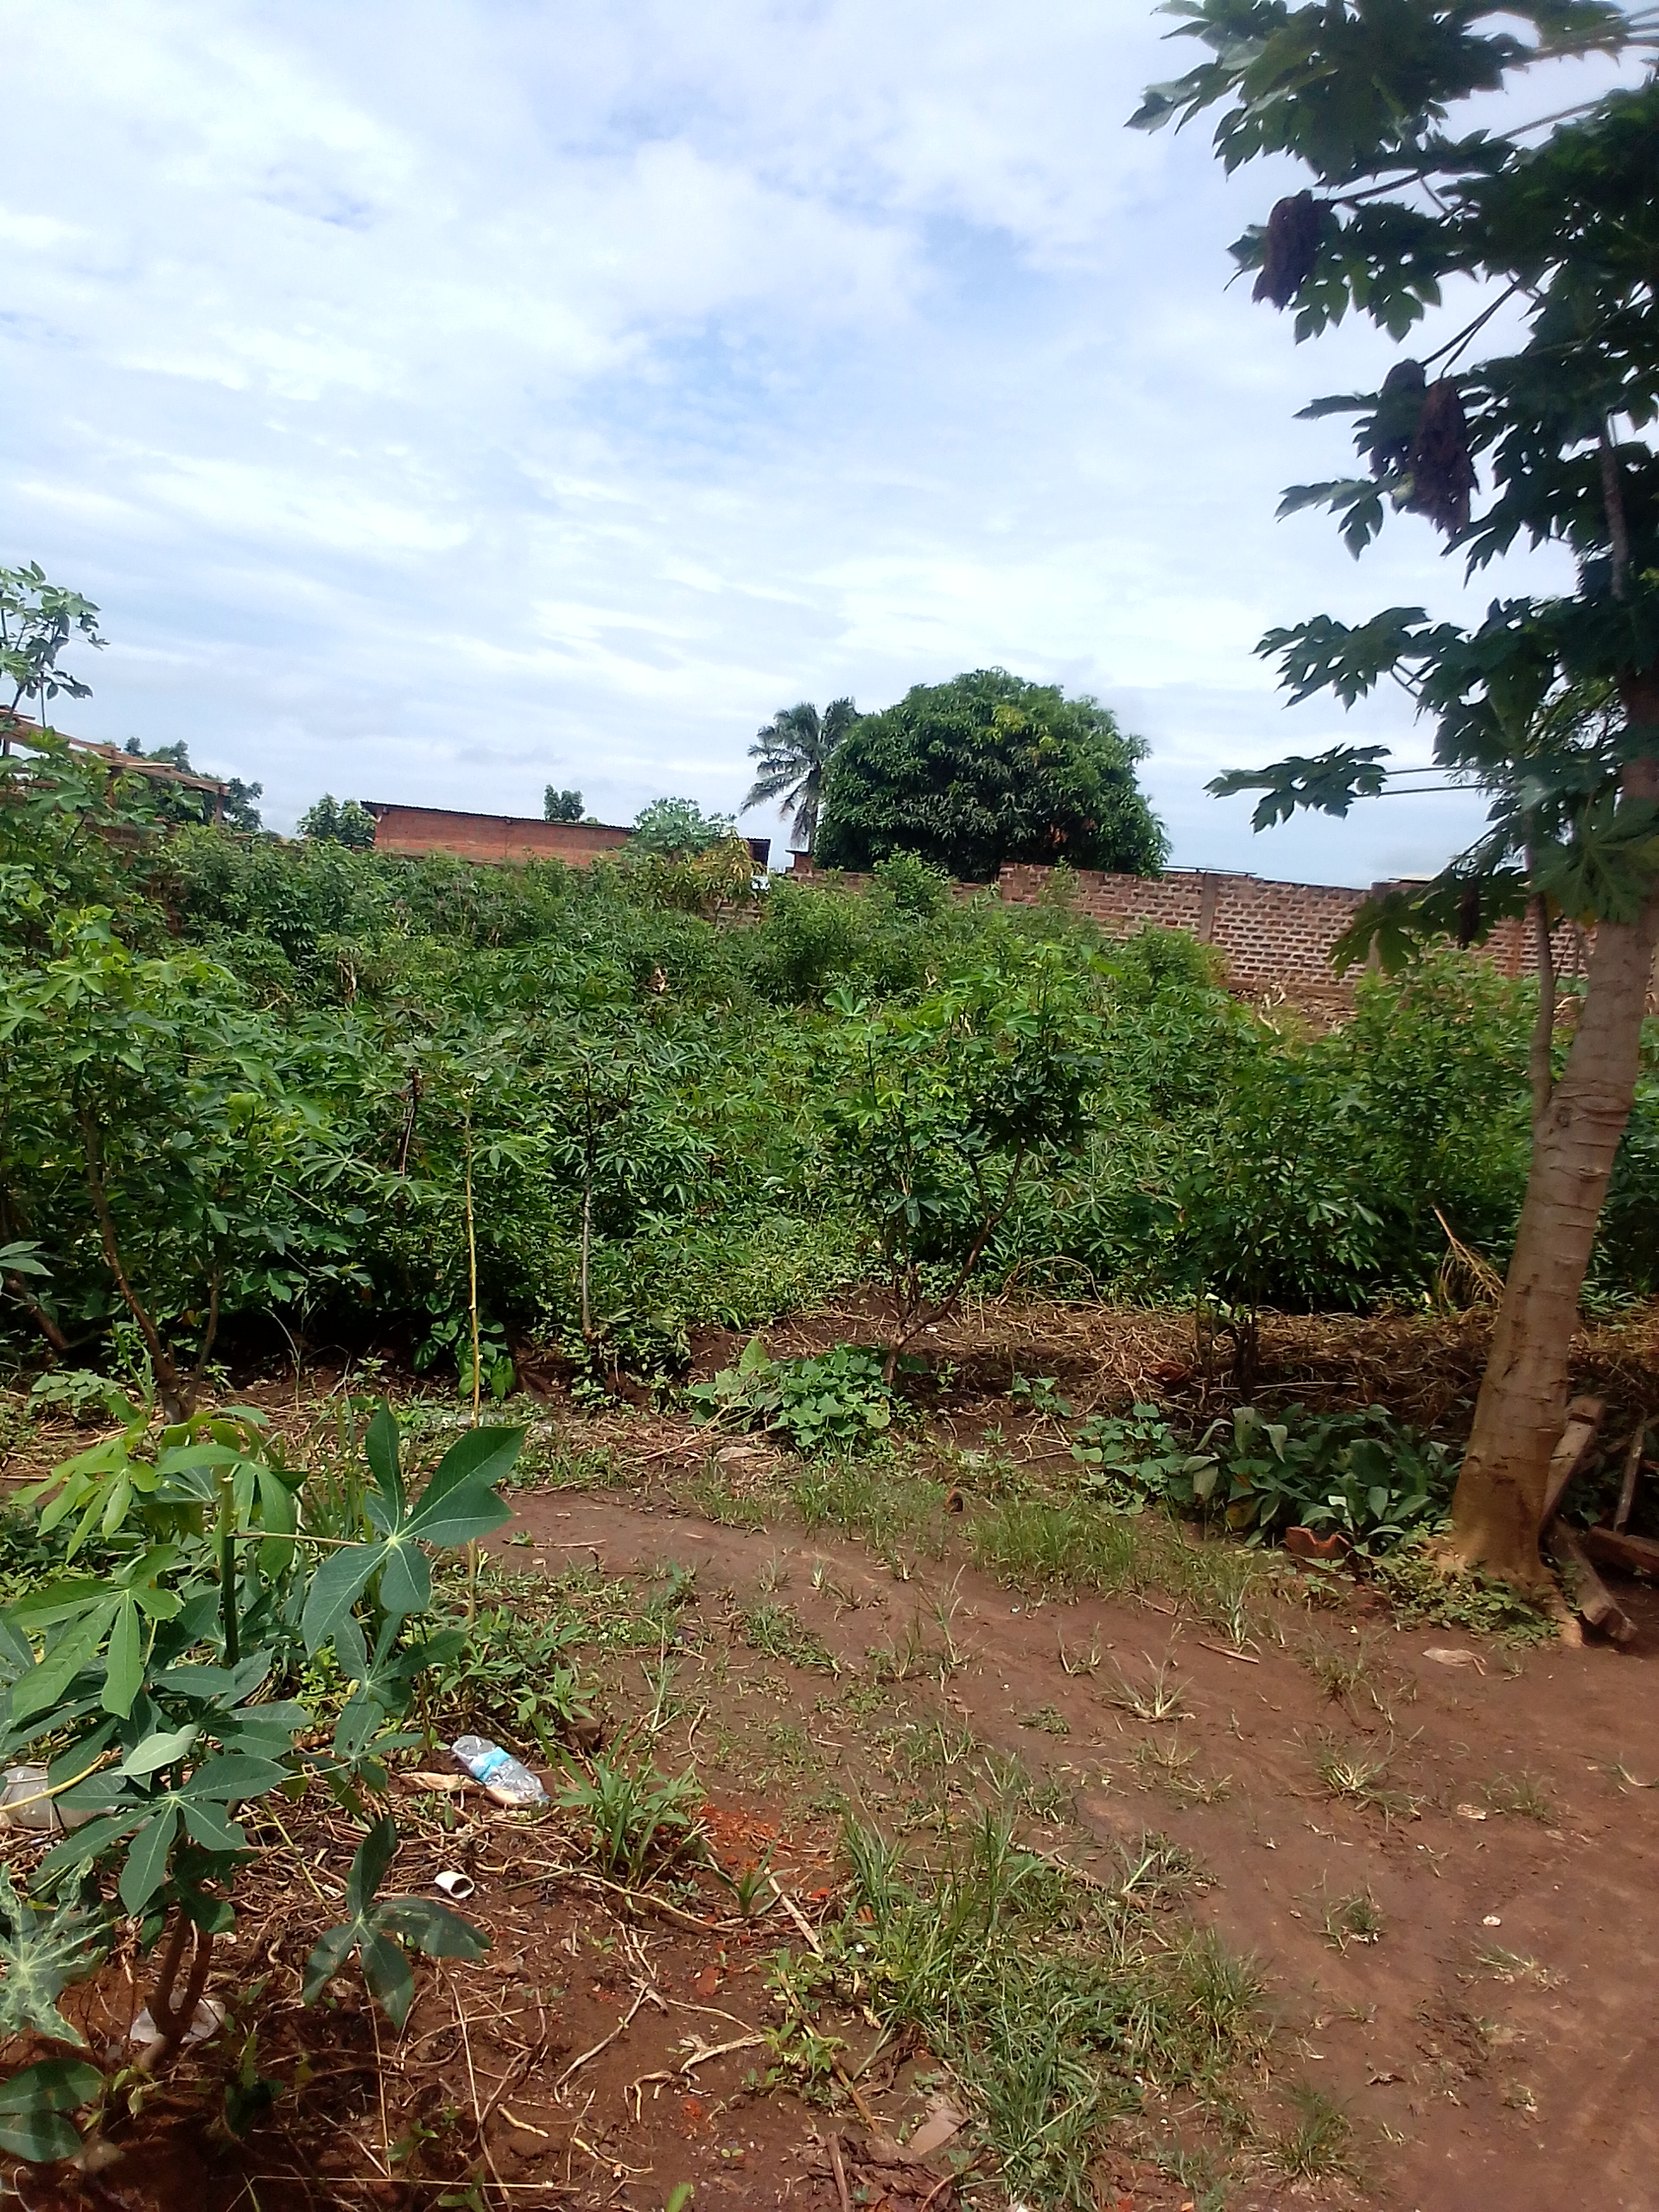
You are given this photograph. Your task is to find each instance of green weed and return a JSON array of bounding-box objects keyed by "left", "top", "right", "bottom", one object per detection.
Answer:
[
  {"left": 1368, "top": 1541, "right": 1557, "bottom": 1643},
  {"left": 556, "top": 1754, "right": 704, "bottom": 1884},
  {"left": 1130, "top": 1738, "right": 1231, "bottom": 1806},
  {"left": 1272, "top": 2082, "right": 1352, "bottom": 2179},
  {"left": 737, "top": 1601, "right": 838, "bottom": 1675},
  {"left": 792, "top": 1457, "right": 947, "bottom": 1563},
  {"left": 1476, "top": 1947, "right": 1563, "bottom": 1990},
  {"left": 781, "top": 1812, "right": 1261, "bottom": 2207},
  {"left": 426, "top": 1601, "right": 592, "bottom": 1758},
  {"left": 1484, "top": 1771, "right": 1555, "bottom": 1822},
  {"left": 1108, "top": 1655, "right": 1187, "bottom": 1722},
  {"left": 1321, "top": 1889, "right": 1383, "bottom": 1950},
  {"left": 967, "top": 1499, "right": 1139, "bottom": 1594}
]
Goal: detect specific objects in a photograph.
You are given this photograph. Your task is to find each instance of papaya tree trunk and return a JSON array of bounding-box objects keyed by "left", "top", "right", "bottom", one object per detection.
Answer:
[{"left": 1449, "top": 738, "right": 1659, "bottom": 1583}]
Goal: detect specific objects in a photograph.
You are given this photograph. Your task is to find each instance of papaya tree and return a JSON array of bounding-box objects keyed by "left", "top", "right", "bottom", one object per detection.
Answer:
[{"left": 1135, "top": 0, "right": 1659, "bottom": 1583}]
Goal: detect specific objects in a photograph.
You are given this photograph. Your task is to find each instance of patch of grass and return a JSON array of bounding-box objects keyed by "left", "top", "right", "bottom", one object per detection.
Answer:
[
  {"left": 968, "top": 1499, "right": 1140, "bottom": 1594},
  {"left": 1300, "top": 1631, "right": 1416, "bottom": 1726},
  {"left": 1020, "top": 1703, "right": 1071, "bottom": 1736},
  {"left": 512, "top": 1432, "right": 620, "bottom": 1491},
  {"left": 1301, "top": 1633, "right": 1380, "bottom": 1705},
  {"left": 775, "top": 1812, "right": 1262, "bottom": 2208},
  {"left": 1272, "top": 2082, "right": 1352, "bottom": 2179},
  {"left": 425, "top": 1599, "right": 593, "bottom": 1758},
  {"left": 1310, "top": 1733, "right": 1418, "bottom": 1816},
  {"left": 1368, "top": 1541, "right": 1556, "bottom": 1644},
  {"left": 760, "top": 1719, "right": 818, "bottom": 1776},
  {"left": 1483, "top": 1770, "right": 1555, "bottom": 1822},
  {"left": 1476, "top": 1946, "right": 1564, "bottom": 1990},
  {"left": 557, "top": 1752, "right": 704, "bottom": 1884},
  {"left": 676, "top": 1465, "right": 772, "bottom": 1531},
  {"left": 1107, "top": 1655, "right": 1187, "bottom": 1722},
  {"left": 792, "top": 1454, "right": 948, "bottom": 1564},
  {"left": 865, "top": 1615, "right": 932, "bottom": 1683},
  {"left": 1321, "top": 1888, "right": 1383, "bottom": 1950},
  {"left": 1113, "top": 1830, "right": 1213, "bottom": 1906},
  {"left": 484, "top": 1559, "right": 697, "bottom": 1651},
  {"left": 1023, "top": 1770, "right": 1075, "bottom": 1826},
  {"left": 737, "top": 1600, "right": 838, "bottom": 1674},
  {"left": 1129, "top": 1738, "right": 1232, "bottom": 1806}
]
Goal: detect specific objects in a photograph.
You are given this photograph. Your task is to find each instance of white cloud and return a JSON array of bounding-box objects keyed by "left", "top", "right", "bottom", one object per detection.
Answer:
[{"left": 0, "top": 0, "right": 1609, "bottom": 880}]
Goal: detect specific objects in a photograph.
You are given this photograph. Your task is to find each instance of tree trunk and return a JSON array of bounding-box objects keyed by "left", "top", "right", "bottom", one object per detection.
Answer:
[{"left": 1449, "top": 738, "right": 1659, "bottom": 1584}]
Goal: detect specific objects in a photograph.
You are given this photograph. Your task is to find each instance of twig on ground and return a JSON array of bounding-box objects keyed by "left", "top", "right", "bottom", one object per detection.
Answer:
[
  {"left": 553, "top": 1986, "right": 654, "bottom": 2094},
  {"left": 829, "top": 2132, "right": 854, "bottom": 2212},
  {"left": 767, "top": 1872, "right": 824, "bottom": 1955}
]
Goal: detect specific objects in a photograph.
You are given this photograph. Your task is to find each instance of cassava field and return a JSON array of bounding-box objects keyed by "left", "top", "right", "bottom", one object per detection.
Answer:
[{"left": 3, "top": 757, "right": 1657, "bottom": 2211}]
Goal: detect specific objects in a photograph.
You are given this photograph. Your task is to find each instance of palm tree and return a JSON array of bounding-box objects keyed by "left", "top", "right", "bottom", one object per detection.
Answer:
[{"left": 741, "top": 696, "right": 858, "bottom": 855}]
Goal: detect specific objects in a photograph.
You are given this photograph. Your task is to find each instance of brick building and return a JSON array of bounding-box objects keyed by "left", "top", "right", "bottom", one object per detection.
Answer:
[
  {"left": 363, "top": 803, "right": 770, "bottom": 872},
  {"left": 363, "top": 802, "right": 632, "bottom": 866}
]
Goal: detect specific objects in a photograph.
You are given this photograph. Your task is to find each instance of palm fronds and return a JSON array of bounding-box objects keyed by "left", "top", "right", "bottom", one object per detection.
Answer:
[{"left": 742, "top": 696, "right": 859, "bottom": 855}]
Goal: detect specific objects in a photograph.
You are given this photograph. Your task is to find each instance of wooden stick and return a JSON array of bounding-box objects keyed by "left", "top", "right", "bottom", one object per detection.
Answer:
[
  {"left": 1541, "top": 1395, "right": 1605, "bottom": 1527},
  {"left": 1548, "top": 1522, "right": 1637, "bottom": 1646},
  {"left": 828, "top": 2133, "right": 854, "bottom": 2212},
  {"left": 1580, "top": 1524, "right": 1659, "bottom": 1579},
  {"left": 767, "top": 1872, "right": 824, "bottom": 1955},
  {"left": 1613, "top": 1421, "right": 1649, "bottom": 1533}
]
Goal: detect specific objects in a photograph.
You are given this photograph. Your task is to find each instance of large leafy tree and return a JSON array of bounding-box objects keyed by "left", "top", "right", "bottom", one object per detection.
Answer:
[
  {"left": 630, "top": 795, "right": 737, "bottom": 858},
  {"left": 814, "top": 669, "right": 1168, "bottom": 881},
  {"left": 1135, "top": 0, "right": 1659, "bottom": 1582},
  {"left": 124, "top": 738, "right": 264, "bottom": 833},
  {"left": 743, "top": 697, "right": 861, "bottom": 855}
]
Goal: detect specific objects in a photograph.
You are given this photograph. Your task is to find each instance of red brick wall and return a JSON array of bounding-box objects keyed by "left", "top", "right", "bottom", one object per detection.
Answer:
[
  {"left": 786, "top": 855, "right": 1623, "bottom": 1010},
  {"left": 367, "top": 805, "right": 631, "bottom": 867},
  {"left": 995, "top": 863, "right": 1369, "bottom": 1001}
]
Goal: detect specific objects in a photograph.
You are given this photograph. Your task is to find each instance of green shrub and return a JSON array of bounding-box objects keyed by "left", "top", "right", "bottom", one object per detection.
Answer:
[{"left": 688, "top": 1338, "right": 900, "bottom": 1455}]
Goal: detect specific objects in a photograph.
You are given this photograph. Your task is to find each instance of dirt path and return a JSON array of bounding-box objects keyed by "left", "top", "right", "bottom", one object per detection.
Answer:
[{"left": 489, "top": 1484, "right": 1659, "bottom": 2212}]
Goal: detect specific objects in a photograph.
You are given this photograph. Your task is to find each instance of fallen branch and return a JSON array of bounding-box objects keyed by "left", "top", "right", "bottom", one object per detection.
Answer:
[
  {"left": 1612, "top": 1421, "right": 1650, "bottom": 1533},
  {"left": 553, "top": 1986, "right": 654, "bottom": 2093},
  {"left": 1580, "top": 1524, "right": 1659, "bottom": 1581},
  {"left": 1548, "top": 1522, "right": 1636, "bottom": 1646},
  {"left": 1541, "top": 1395, "right": 1605, "bottom": 1526}
]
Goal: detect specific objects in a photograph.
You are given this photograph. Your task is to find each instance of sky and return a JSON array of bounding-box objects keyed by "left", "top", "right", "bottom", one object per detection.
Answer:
[{"left": 1, "top": 1, "right": 1628, "bottom": 883}]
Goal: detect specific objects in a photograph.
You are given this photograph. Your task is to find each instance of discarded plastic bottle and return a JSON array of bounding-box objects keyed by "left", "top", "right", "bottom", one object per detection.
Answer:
[
  {"left": 0, "top": 1764, "right": 90, "bottom": 1834},
  {"left": 448, "top": 1735, "right": 549, "bottom": 1809}
]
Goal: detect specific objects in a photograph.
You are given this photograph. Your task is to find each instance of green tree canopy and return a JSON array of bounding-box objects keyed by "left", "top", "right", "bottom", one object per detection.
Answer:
[
  {"left": 630, "top": 796, "right": 737, "bottom": 858},
  {"left": 124, "top": 738, "right": 263, "bottom": 833},
  {"left": 298, "top": 795, "right": 377, "bottom": 849},
  {"left": 814, "top": 670, "right": 1167, "bottom": 882},
  {"left": 543, "top": 786, "right": 584, "bottom": 823}
]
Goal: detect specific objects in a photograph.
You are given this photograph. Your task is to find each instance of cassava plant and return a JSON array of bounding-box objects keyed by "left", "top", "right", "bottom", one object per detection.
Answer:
[
  {"left": 1136, "top": 0, "right": 1659, "bottom": 1580},
  {"left": 0, "top": 1402, "right": 518, "bottom": 2164},
  {"left": 819, "top": 945, "right": 1103, "bottom": 1375}
]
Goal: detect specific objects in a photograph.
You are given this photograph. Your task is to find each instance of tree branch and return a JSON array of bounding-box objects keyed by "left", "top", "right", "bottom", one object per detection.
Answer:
[
  {"left": 189, "top": 1262, "right": 223, "bottom": 1395},
  {"left": 2, "top": 1271, "right": 69, "bottom": 1354},
  {"left": 78, "top": 1103, "right": 188, "bottom": 1419}
]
